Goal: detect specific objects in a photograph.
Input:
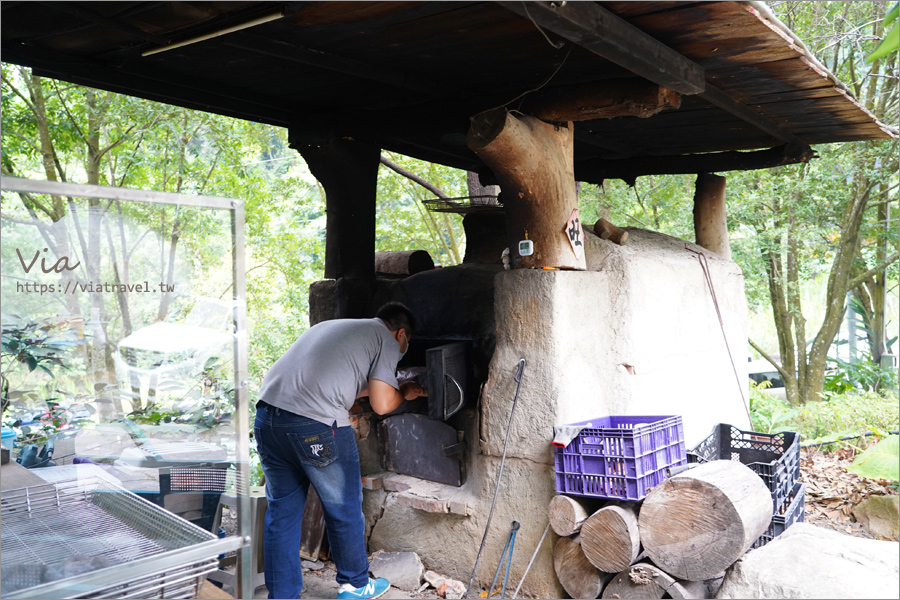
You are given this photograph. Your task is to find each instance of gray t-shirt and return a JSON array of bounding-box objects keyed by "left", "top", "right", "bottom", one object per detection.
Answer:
[{"left": 258, "top": 318, "right": 400, "bottom": 427}]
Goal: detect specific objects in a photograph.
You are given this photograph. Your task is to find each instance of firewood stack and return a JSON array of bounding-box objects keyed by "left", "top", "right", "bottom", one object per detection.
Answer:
[{"left": 549, "top": 460, "right": 776, "bottom": 599}]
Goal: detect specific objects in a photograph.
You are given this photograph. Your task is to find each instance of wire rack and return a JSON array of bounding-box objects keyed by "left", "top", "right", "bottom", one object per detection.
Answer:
[
  {"left": 422, "top": 194, "right": 502, "bottom": 214},
  {"left": 1, "top": 477, "right": 219, "bottom": 598}
]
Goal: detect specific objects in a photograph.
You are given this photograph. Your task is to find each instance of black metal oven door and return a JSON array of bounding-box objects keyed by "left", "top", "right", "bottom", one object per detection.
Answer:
[
  {"left": 380, "top": 413, "right": 463, "bottom": 486},
  {"left": 426, "top": 342, "right": 470, "bottom": 420}
]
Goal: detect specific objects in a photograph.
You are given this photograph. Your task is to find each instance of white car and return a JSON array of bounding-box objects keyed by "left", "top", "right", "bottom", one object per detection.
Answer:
[{"left": 115, "top": 297, "right": 234, "bottom": 400}]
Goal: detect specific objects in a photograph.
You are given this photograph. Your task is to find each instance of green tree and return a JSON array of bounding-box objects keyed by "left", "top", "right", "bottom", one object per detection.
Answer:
[
  {"left": 377, "top": 153, "right": 466, "bottom": 266},
  {"left": 732, "top": 1, "right": 899, "bottom": 404}
]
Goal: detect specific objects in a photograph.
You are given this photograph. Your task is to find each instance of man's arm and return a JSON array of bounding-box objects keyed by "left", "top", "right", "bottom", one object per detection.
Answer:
[{"left": 367, "top": 378, "right": 425, "bottom": 415}]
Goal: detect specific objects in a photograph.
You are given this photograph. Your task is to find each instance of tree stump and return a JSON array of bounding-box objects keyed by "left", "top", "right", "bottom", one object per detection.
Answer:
[
  {"left": 553, "top": 535, "right": 610, "bottom": 599},
  {"left": 638, "top": 460, "right": 773, "bottom": 581},
  {"left": 581, "top": 504, "right": 641, "bottom": 573},
  {"left": 549, "top": 494, "right": 591, "bottom": 537},
  {"left": 467, "top": 108, "right": 585, "bottom": 271}
]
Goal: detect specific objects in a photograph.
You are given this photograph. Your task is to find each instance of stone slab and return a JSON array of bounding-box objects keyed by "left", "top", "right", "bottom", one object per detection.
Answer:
[{"left": 716, "top": 523, "right": 900, "bottom": 599}]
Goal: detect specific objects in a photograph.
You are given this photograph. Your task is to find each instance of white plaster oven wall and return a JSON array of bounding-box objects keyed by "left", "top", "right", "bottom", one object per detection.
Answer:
[{"left": 364, "top": 228, "right": 751, "bottom": 597}]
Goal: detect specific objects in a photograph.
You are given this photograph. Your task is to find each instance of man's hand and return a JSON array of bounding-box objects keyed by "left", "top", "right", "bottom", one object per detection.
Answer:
[{"left": 400, "top": 381, "right": 426, "bottom": 400}]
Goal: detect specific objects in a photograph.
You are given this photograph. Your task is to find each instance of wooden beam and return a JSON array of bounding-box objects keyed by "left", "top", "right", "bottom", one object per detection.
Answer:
[
  {"left": 574, "top": 144, "right": 816, "bottom": 186},
  {"left": 496, "top": 1, "right": 814, "bottom": 158},
  {"left": 522, "top": 79, "right": 681, "bottom": 122},
  {"left": 496, "top": 1, "right": 705, "bottom": 95}
]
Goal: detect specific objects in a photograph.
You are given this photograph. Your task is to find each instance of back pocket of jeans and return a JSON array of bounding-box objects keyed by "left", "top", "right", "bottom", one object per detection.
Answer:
[{"left": 288, "top": 429, "right": 337, "bottom": 467}]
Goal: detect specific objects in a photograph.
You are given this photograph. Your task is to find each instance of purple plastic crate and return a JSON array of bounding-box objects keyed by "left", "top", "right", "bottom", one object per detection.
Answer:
[{"left": 554, "top": 415, "right": 687, "bottom": 501}]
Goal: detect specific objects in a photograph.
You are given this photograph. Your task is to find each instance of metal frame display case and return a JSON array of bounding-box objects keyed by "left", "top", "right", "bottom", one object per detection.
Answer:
[{"left": 0, "top": 176, "right": 253, "bottom": 599}]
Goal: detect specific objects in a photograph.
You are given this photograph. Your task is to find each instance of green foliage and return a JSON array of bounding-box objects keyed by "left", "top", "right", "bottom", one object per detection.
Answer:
[
  {"left": 794, "top": 390, "right": 897, "bottom": 443},
  {"left": 749, "top": 380, "right": 800, "bottom": 433},
  {"left": 376, "top": 152, "right": 466, "bottom": 266},
  {"left": 868, "top": 2, "right": 899, "bottom": 62},
  {"left": 1, "top": 315, "right": 71, "bottom": 377},
  {"left": 847, "top": 434, "right": 899, "bottom": 481},
  {"left": 825, "top": 353, "right": 898, "bottom": 395},
  {"left": 578, "top": 175, "right": 696, "bottom": 243}
]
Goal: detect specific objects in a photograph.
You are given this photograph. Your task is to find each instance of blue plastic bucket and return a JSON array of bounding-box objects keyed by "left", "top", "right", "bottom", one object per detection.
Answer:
[{"left": 1, "top": 426, "right": 17, "bottom": 449}]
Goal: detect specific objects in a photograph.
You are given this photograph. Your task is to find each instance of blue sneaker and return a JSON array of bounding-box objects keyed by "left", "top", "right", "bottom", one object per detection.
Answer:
[{"left": 337, "top": 578, "right": 390, "bottom": 600}]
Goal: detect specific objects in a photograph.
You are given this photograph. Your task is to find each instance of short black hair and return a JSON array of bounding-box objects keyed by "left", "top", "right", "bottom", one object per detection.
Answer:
[{"left": 375, "top": 301, "right": 415, "bottom": 334}]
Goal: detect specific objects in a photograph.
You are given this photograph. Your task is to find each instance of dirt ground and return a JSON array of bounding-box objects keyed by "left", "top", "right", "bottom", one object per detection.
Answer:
[{"left": 799, "top": 445, "right": 898, "bottom": 540}]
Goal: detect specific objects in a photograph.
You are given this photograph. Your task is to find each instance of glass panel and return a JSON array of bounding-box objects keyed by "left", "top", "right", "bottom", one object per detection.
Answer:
[{"left": 1, "top": 179, "right": 250, "bottom": 598}]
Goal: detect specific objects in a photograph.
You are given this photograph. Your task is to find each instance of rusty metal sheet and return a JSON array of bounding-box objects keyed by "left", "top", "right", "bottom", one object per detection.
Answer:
[{"left": 380, "top": 414, "right": 463, "bottom": 487}]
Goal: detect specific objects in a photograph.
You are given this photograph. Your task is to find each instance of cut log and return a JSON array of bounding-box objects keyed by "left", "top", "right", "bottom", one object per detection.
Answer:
[
  {"left": 467, "top": 108, "right": 585, "bottom": 271},
  {"left": 581, "top": 504, "right": 641, "bottom": 573},
  {"left": 601, "top": 563, "right": 708, "bottom": 599},
  {"left": 638, "top": 460, "right": 773, "bottom": 581},
  {"left": 553, "top": 536, "right": 610, "bottom": 599},
  {"left": 692, "top": 173, "right": 731, "bottom": 260},
  {"left": 523, "top": 79, "right": 681, "bottom": 122},
  {"left": 593, "top": 218, "right": 629, "bottom": 245},
  {"left": 549, "top": 494, "right": 591, "bottom": 537},
  {"left": 374, "top": 250, "right": 435, "bottom": 276}
]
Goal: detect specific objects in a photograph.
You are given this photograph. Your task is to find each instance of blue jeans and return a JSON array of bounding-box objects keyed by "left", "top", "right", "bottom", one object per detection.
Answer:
[{"left": 255, "top": 403, "right": 369, "bottom": 599}]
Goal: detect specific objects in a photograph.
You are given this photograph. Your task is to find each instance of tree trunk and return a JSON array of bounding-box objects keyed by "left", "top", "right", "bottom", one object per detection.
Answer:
[
  {"left": 157, "top": 216, "right": 180, "bottom": 321},
  {"left": 86, "top": 89, "right": 110, "bottom": 385},
  {"left": 298, "top": 138, "right": 380, "bottom": 280},
  {"left": 581, "top": 504, "right": 641, "bottom": 573},
  {"left": 601, "top": 563, "right": 708, "bottom": 599},
  {"left": 802, "top": 175, "right": 872, "bottom": 402},
  {"left": 553, "top": 536, "right": 610, "bottom": 599},
  {"left": 638, "top": 460, "right": 773, "bottom": 581},
  {"left": 467, "top": 108, "right": 585, "bottom": 270},
  {"left": 692, "top": 173, "right": 730, "bottom": 260},
  {"left": 549, "top": 494, "right": 591, "bottom": 537}
]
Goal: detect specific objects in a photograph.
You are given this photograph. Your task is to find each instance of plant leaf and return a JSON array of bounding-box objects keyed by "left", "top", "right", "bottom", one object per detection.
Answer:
[
  {"left": 867, "top": 21, "right": 899, "bottom": 62},
  {"left": 846, "top": 435, "right": 899, "bottom": 481}
]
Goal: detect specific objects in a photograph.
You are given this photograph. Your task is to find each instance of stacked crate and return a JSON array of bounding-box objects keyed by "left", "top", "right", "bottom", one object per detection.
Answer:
[
  {"left": 554, "top": 415, "right": 687, "bottom": 501},
  {"left": 688, "top": 423, "right": 803, "bottom": 548}
]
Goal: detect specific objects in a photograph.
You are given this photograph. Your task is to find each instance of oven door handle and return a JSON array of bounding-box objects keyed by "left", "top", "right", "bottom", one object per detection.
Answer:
[{"left": 444, "top": 373, "right": 464, "bottom": 418}]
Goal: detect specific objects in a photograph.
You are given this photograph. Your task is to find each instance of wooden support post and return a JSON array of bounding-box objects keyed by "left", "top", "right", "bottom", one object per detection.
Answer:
[
  {"left": 295, "top": 138, "right": 380, "bottom": 279},
  {"left": 467, "top": 108, "right": 586, "bottom": 271},
  {"left": 692, "top": 173, "right": 731, "bottom": 260}
]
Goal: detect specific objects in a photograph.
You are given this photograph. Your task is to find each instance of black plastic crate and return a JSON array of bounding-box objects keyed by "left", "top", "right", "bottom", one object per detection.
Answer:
[
  {"left": 688, "top": 423, "right": 800, "bottom": 512},
  {"left": 751, "top": 481, "right": 805, "bottom": 549}
]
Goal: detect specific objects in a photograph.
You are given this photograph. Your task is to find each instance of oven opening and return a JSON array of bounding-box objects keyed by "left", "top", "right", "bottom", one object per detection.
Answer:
[{"left": 363, "top": 338, "right": 477, "bottom": 487}]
